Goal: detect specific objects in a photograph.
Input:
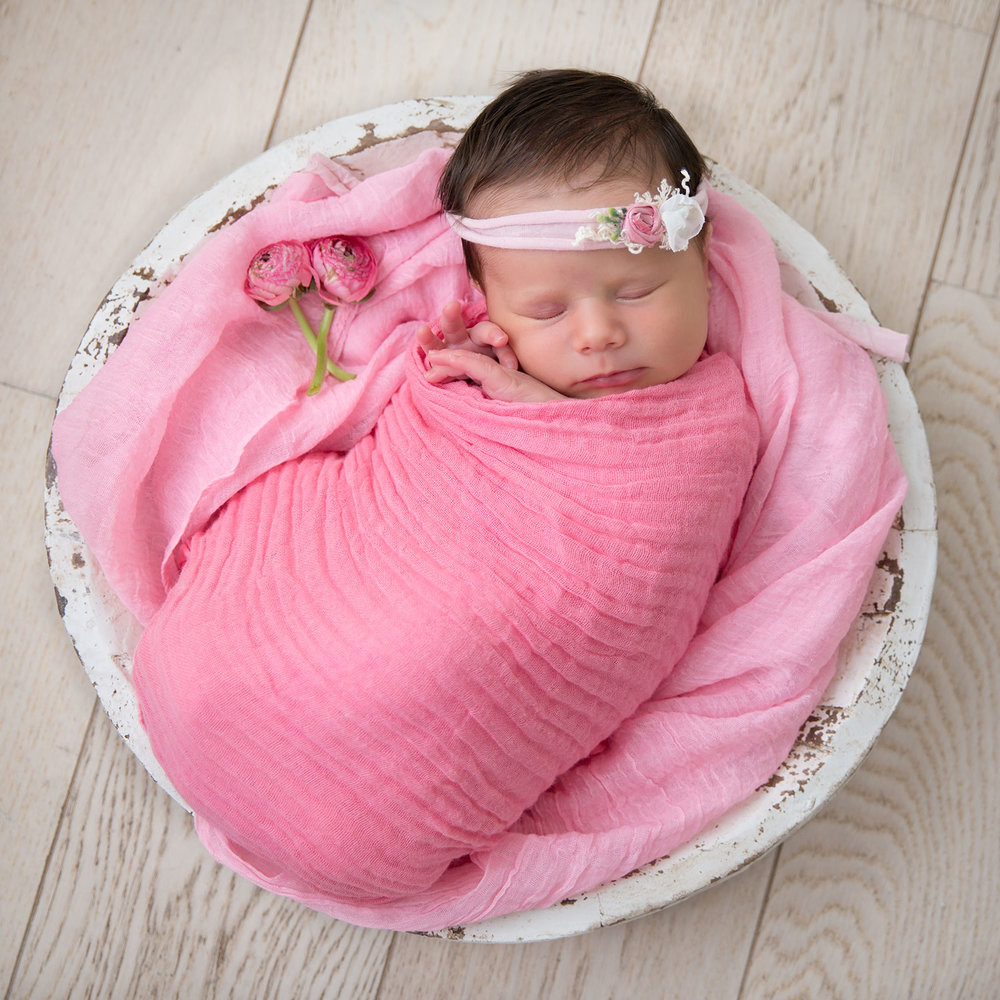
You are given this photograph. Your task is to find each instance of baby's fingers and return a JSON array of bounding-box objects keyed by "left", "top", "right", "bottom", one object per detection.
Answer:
[
  {"left": 424, "top": 348, "right": 500, "bottom": 386},
  {"left": 423, "top": 357, "right": 466, "bottom": 382},
  {"left": 415, "top": 322, "right": 444, "bottom": 352},
  {"left": 493, "top": 342, "right": 519, "bottom": 370},
  {"left": 425, "top": 349, "right": 560, "bottom": 402},
  {"left": 438, "top": 301, "right": 471, "bottom": 346},
  {"left": 467, "top": 320, "right": 516, "bottom": 363}
]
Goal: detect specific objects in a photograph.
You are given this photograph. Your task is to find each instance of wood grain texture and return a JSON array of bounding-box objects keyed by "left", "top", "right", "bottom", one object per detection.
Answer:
[
  {"left": 376, "top": 858, "right": 776, "bottom": 1000},
  {"left": 640, "top": 0, "right": 988, "bottom": 335},
  {"left": 739, "top": 284, "right": 1000, "bottom": 999},
  {"left": 0, "top": 387, "right": 96, "bottom": 992},
  {"left": 0, "top": 0, "right": 309, "bottom": 398},
  {"left": 876, "top": 0, "right": 998, "bottom": 32},
  {"left": 4, "top": 0, "right": 997, "bottom": 996},
  {"left": 7, "top": 709, "right": 394, "bottom": 1000},
  {"left": 935, "top": 29, "right": 1000, "bottom": 297},
  {"left": 270, "top": 0, "right": 660, "bottom": 143}
]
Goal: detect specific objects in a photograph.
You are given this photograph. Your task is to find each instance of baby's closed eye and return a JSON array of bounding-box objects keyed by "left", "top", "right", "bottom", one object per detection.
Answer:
[
  {"left": 616, "top": 283, "right": 662, "bottom": 301},
  {"left": 519, "top": 303, "right": 566, "bottom": 321}
]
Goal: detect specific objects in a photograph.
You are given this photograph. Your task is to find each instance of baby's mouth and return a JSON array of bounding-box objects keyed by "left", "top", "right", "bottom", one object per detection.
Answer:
[{"left": 577, "top": 368, "right": 645, "bottom": 389}]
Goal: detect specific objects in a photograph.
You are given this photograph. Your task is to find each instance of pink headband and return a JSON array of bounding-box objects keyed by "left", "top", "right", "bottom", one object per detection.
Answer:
[{"left": 447, "top": 172, "right": 709, "bottom": 254}]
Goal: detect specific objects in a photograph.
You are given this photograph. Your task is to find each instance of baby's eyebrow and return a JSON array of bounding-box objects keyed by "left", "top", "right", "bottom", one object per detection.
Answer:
[
  {"left": 510, "top": 296, "right": 566, "bottom": 317},
  {"left": 511, "top": 290, "right": 564, "bottom": 306}
]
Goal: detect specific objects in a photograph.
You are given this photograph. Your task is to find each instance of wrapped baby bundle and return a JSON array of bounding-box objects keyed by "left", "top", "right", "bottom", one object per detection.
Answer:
[
  {"left": 51, "top": 145, "right": 907, "bottom": 930},
  {"left": 137, "top": 346, "right": 757, "bottom": 907}
]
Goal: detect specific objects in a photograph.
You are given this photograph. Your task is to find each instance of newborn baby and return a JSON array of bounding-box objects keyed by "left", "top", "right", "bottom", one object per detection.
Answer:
[
  {"left": 130, "top": 69, "right": 759, "bottom": 928},
  {"left": 416, "top": 71, "right": 712, "bottom": 403}
]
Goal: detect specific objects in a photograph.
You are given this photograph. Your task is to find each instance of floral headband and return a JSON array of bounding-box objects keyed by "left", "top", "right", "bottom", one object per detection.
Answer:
[{"left": 447, "top": 170, "right": 708, "bottom": 254}]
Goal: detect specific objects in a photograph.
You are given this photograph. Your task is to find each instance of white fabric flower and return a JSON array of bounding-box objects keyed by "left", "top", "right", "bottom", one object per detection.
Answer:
[{"left": 659, "top": 193, "right": 706, "bottom": 252}]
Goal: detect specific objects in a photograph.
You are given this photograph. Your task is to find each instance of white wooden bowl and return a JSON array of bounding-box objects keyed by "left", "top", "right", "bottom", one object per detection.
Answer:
[{"left": 44, "top": 97, "right": 937, "bottom": 943}]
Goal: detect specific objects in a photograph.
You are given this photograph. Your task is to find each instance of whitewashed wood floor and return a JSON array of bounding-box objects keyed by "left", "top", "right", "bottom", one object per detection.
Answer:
[{"left": 2, "top": 1, "right": 998, "bottom": 997}]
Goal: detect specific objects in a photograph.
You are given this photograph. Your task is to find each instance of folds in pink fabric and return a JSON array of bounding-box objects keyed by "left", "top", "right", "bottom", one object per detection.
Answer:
[
  {"left": 135, "top": 347, "right": 757, "bottom": 910},
  {"left": 51, "top": 144, "right": 907, "bottom": 930},
  {"left": 52, "top": 148, "right": 469, "bottom": 625}
]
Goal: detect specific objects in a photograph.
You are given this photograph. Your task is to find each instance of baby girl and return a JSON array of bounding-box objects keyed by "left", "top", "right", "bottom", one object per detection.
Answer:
[{"left": 416, "top": 68, "right": 714, "bottom": 402}]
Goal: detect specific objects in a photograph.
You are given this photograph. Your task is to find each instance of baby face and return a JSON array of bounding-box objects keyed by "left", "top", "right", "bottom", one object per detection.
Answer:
[{"left": 471, "top": 174, "right": 711, "bottom": 399}]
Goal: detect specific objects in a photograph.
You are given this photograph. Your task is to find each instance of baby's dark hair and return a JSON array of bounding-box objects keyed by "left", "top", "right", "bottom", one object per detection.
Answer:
[{"left": 439, "top": 69, "right": 708, "bottom": 282}]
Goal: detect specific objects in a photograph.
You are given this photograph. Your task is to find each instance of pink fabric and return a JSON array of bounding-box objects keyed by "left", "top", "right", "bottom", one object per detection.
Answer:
[
  {"left": 134, "top": 347, "right": 757, "bottom": 916},
  {"left": 51, "top": 145, "right": 907, "bottom": 930},
  {"left": 52, "top": 148, "right": 468, "bottom": 624}
]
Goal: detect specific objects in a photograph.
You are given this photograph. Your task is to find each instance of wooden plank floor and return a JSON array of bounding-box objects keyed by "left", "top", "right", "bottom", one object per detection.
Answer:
[{"left": 2, "top": 1, "right": 997, "bottom": 996}]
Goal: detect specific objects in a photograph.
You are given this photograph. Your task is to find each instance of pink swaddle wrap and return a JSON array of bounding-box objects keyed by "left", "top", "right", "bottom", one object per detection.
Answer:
[
  {"left": 51, "top": 145, "right": 907, "bottom": 930},
  {"left": 136, "top": 347, "right": 757, "bottom": 909}
]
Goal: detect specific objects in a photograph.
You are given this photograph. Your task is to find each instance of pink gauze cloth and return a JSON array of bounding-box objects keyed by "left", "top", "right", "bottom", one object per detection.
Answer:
[
  {"left": 135, "top": 346, "right": 758, "bottom": 919},
  {"left": 51, "top": 144, "right": 908, "bottom": 930}
]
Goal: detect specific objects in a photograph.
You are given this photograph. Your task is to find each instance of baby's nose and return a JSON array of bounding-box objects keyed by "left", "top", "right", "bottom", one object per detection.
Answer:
[{"left": 574, "top": 302, "right": 625, "bottom": 352}]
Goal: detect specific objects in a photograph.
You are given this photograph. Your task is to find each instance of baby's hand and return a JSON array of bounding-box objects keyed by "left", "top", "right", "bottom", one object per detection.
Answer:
[
  {"left": 418, "top": 300, "right": 566, "bottom": 402},
  {"left": 424, "top": 348, "right": 565, "bottom": 402},
  {"left": 415, "top": 300, "right": 518, "bottom": 369}
]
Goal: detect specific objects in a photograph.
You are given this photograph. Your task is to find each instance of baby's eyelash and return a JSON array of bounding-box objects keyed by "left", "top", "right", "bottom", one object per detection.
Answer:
[
  {"left": 523, "top": 306, "right": 565, "bottom": 320},
  {"left": 617, "top": 286, "right": 658, "bottom": 301}
]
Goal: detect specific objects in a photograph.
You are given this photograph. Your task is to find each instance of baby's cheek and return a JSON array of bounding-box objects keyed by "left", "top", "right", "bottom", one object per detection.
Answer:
[
  {"left": 502, "top": 330, "right": 532, "bottom": 367},
  {"left": 512, "top": 342, "right": 548, "bottom": 374}
]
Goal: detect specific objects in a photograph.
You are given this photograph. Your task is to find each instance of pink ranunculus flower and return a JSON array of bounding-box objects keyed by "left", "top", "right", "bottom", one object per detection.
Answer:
[
  {"left": 621, "top": 202, "right": 666, "bottom": 247},
  {"left": 244, "top": 240, "right": 314, "bottom": 306},
  {"left": 308, "top": 236, "right": 378, "bottom": 305}
]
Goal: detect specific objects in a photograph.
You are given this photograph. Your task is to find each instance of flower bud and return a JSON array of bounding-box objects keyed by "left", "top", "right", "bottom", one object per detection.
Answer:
[
  {"left": 308, "top": 236, "right": 377, "bottom": 305},
  {"left": 245, "top": 241, "right": 313, "bottom": 306}
]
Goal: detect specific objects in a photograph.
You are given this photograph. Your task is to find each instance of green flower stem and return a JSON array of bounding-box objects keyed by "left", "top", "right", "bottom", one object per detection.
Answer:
[
  {"left": 288, "top": 296, "right": 318, "bottom": 349},
  {"left": 326, "top": 359, "right": 357, "bottom": 381},
  {"left": 307, "top": 305, "right": 332, "bottom": 395},
  {"left": 288, "top": 298, "right": 356, "bottom": 388}
]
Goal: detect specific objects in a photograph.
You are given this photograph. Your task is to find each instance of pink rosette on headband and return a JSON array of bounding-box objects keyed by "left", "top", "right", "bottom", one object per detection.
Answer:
[{"left": 621, "top": 203, "right": 666, "bottom": 248}]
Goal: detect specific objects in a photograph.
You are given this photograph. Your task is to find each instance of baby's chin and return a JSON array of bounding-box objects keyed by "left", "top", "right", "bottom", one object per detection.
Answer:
[{"left": 567, "top": 384, "right": 644, "bottom": 400}]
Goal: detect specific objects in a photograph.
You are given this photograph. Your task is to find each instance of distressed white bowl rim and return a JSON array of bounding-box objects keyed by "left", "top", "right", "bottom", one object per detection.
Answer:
[{"left": 44, "top": 96, "right": 937, "bottom": 944}]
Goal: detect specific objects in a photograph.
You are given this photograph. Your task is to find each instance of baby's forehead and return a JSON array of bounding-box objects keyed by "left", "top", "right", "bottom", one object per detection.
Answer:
[{"left": 477, "top": 241, "right": 682, "bottom": 297}]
